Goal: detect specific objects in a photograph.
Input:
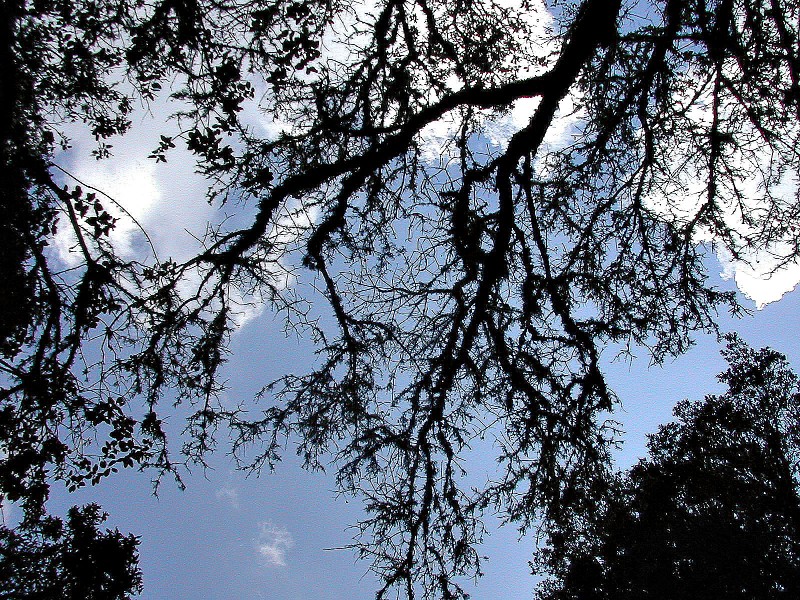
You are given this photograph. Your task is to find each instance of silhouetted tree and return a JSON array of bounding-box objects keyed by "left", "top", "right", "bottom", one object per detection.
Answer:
[
  {"left": 0, "top": 504, "right": 142, "bottom": 599},
  {"left": 3, "top": 0, "right": 800, "bottom": 596},
  {"left": 537, "top": 335, "right": 800, "bottom": 600}
]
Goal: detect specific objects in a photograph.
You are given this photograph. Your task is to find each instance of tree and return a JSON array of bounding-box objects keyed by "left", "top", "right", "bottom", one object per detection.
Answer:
[
  {"left": 2, "top": 0, "right": 800, "bottom": 597},
  {"left": 0, "top": 504, "right": 142, "bottom": 599},
  {"left": 537, "top": 335, "right": 800, "bottom": 600}
]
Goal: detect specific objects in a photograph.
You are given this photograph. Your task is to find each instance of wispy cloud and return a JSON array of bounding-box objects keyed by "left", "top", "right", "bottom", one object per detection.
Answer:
[
  {"left": 256, "top": 521, "right": 294, "bottom": 568},
  {"left": 215, "top": 485, "right": 240, "bottom": 509}
]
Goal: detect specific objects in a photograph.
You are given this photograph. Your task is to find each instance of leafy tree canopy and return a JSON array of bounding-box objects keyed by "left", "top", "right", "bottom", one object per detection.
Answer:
[
  {"left": 537, "top": 335, "right": 800, "bottom": 600},
  {"left": 0, "top": 504, "right": 142, "bottom": 600},
  {"left": 2, "top": 0, "right": 800, "bottom": 596}
]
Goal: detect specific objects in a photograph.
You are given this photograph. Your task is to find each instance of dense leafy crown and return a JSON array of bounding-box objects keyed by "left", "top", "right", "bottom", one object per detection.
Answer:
[
  {"left": 537, "top": 336, "right": 800, "bottom": 600},
  {"left": 2, "top": 0, "right": 800, "bottom": 596},
  {"left": 0, "top": 503, "right": 142, "bottom": 600}
]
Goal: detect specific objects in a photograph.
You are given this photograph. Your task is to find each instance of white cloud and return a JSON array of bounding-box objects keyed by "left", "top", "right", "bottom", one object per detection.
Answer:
[
  {"left": 629, "top": 67, "right": 800, "bottom": 309},
  {"left": 54, "top": 95, "right": 217, "bottom": 266},
  {"left": 256, "top": 521, "right": 295, "bottom": 568},
  {"left": 0, "top": 485, "right": 20, "bottom": 527},
  {"left": 52, "top": 158, "right": 162, "bottom": 265},
  {"left": 49, "top": 3, "right": 800, "bottom": 315},
  {"left": 717, "top": 243, "right": 800, "bottom": 309},
  {"left": 51, "top": 95, "right": 280, "bottom": 329},
  {"left": 716, "top": 174, "right": 800, "bottom": 308},
  {"left": 415, "top": 1, "right": 559, "bottom": 160}
]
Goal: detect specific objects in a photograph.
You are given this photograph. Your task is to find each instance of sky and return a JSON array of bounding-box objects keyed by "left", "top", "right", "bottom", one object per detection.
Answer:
[
  {"left": 17, "top": 1, "right": 800, "bottom": 598},
  {"left": 37, "top": 272, "right": 800, "bottom": 600}
]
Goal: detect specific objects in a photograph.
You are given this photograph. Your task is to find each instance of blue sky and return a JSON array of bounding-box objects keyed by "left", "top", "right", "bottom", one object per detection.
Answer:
[
  {"left": 33, "top": 273, "right": 800, "bottom": 599},
  {"left": 20, "top": 1, "right": 800, "bottom": 596},
  {"left": 36, "top": 120, "right": 800, "bottom": 595}
]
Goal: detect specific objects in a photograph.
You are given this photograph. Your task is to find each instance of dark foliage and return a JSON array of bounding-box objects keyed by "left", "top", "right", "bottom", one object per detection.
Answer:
[
  {"left": 537, "top": 335, "right": 800, "bottom": 600},
  {"left": 2, "top": 0, "right": 800, "bottom": 596},
  {"left": 0, "top": 504, "right": 142, "bottom": 600}
]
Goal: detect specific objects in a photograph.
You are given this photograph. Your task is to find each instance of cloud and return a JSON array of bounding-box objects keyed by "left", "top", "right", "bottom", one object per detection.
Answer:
[
  {"left": 0, "top": 487, "right": 20, "bottom": 528},
  {"left": 717, "top": 243, "right": 800, "bottom": 309},
  {"left": 713, "top": 175, "right": 800, "bottom": 308},
  {"left": 49, "top": 3, "right": 800, "bottom": 315},
  {"left": 215, "top": 485, "right": 240, "bottom": 509},
  {"left": 415, "top": 5, "right": 800, "bottom": 311},
  {"left": 412, "top": 1, "right": 561, "bottom": 161},
  {"left": 256, "top": 521, "right": 294, "bottom": 568},
  {"left": 51, "top": 95, "right": 280, "bottom": 329},
  {"left": 52, "top": 158, "right": 163, "bottom": 265},
  {"left": 53, "top": 95, "right": 217, "bottom": 267}
]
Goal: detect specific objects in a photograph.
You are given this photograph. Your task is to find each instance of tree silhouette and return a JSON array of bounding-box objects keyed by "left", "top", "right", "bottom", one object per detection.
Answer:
[
  {"left": 0, "top": 504, "right": 142, "bottom": 600},
  {"left": 537, "top": 335, "right": 800, "bottom": 600},
  {"left": 3, "top": 0, "right": 800, "bottom": 596}
]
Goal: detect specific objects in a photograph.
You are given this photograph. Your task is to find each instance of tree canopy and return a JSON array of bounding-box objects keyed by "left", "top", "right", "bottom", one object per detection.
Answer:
[
  {"left": 2, "top": 0, "right": 800, "bottom": 597},
  {"left": 536, "top": 335, "right": 800, "bottom": 600},
  {"left": 0, "top": 504, "right": 142, "bottom": 600}
]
